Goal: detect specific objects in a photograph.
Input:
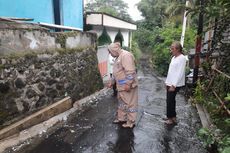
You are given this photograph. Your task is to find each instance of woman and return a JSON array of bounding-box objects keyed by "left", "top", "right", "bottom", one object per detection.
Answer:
[{"left": 108, "top": 42, "right": 138, "bottom": 128}]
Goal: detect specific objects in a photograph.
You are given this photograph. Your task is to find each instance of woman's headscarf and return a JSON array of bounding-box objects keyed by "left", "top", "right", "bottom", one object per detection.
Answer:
[{"left": 108, "top": 42, "right": 121, "bottom": 57}]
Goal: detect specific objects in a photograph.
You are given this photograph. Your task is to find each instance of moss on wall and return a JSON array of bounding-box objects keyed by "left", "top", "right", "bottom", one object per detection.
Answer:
[
  {"left": 55, "top": 31, "right": 81, "bottom": 48},
  {"left": 0, "top": 64, "right": 4, "bottom": 70},
  {"left": 0, "top": 46, "right": 95, "bottom": 60}
]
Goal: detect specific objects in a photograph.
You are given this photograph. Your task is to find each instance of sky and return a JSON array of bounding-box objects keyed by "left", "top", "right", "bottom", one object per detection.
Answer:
[
  {"left": 84, "top": 0, "right": 144, "bottom": 21},
  {"left": 123, "top": 0, "right": 143, "bottom": 21}
]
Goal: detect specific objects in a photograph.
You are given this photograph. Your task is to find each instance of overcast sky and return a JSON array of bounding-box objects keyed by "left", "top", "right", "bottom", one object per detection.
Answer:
[
  {"left": 123, "top": 0, "right": 143, "bottom": 21},
  {"left": 84, "top": 0, "right": 143, "bottom": 21}
]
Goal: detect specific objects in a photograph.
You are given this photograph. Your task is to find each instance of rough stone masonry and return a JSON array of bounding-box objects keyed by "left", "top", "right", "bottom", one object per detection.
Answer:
[{"left": 0, "top": 21, "right": 103, "bottom": 128}]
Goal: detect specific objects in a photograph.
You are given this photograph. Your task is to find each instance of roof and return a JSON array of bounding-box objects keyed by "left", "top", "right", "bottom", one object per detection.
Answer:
[{"left": 85, "top": 12, "right": 137, "bottom": 30}]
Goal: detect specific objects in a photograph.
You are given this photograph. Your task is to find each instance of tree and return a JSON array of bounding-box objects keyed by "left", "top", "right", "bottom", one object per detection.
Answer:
[
  {"left": 135, "top": 0, "right": 197, "bottom": 75},
  {"left": 137, "top": 0, "right": 171, "bottom": 29},
  {"left": 85, "top": 0, "right": 132, "bottom": 22},
  {"left": 153, "top": 22, "right": 196, "bottom": 75}
]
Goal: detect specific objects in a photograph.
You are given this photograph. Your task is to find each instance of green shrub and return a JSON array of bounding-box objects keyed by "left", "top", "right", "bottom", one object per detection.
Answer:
[{"left": 151, "top": 23, "right": 196, "bottom": 75}]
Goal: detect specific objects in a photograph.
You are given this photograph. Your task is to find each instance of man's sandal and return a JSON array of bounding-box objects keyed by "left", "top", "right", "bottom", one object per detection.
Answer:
[
  {"left": 113, "top": 119, "right": 126, "bottom": 124},
  {"left": 164, "top": 119, "right": 174, "bottom": 125},
  {"left": 172, "top": 117, "right": 177, "bottom": 123},
  {"left": 122, "top": 122, "right": 135, "bottom": 128}
]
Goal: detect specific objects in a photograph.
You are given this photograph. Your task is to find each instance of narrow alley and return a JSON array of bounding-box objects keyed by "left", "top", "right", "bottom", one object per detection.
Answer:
[{"left": 8, "top": 57, "right": 207, "bottom": 153}]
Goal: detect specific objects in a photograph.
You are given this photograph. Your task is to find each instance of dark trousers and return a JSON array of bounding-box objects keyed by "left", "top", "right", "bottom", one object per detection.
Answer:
[
  {"left": 113, "top": 82, "right": 117, "bottom": 96},
  {"left": 166, "top": 86, "right": 180, "bottom": 118}
]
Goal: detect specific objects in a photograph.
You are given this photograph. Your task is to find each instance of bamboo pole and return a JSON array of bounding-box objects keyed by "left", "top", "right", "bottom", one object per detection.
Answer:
[
  {"left": 213, "top": 68, "right": 230, "bottom": 79},
  {"left": 213, "top": 90, "right": 230, "bottom": 115}
]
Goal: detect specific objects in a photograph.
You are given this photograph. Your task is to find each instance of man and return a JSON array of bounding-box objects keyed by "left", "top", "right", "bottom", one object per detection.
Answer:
[
  {"left": 108, "top": 42, "right": 138, "bottom": 128},
  {"left": 165, "top": 41, "right": 186, "bottom": 125}
]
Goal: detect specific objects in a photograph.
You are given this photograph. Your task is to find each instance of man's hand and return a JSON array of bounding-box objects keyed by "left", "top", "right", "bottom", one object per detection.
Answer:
[{"left": 124, "top": 84, "right": 131, "bottom": 92}]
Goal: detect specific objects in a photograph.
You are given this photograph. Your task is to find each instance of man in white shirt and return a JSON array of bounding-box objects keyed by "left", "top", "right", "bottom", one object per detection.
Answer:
[{"left": 164, "top": 41, "right": 186, "bottom": 125}]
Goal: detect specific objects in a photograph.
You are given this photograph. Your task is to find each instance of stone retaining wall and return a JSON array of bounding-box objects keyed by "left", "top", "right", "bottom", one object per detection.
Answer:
[{"left": 0, "top": 21, "right": 103, "bottom": 127}]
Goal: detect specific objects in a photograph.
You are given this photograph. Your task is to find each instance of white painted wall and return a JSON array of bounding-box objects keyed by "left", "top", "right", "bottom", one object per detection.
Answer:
[
  {"left": 103, "top": 14, "right": 136, "bottom": 30},
  {"left": 97, "top": 45, "right": 110, "bottom": 82},
  {"left": 86, "top": 13, "right": 137, "bottom": 30},
  {"left": 86, "top": 14, "right": 102, "bottom": 25},
  {"left": 91, "top": 26, "right": 130, "bottom": 47},
  {"left": 97, "top": 45, "right": 109, "bottom": 62}
]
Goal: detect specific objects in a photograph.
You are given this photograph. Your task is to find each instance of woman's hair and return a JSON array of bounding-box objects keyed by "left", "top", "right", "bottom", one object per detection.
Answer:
[{"left": 173, "top": 41, "right": 183, "bottom": 53}]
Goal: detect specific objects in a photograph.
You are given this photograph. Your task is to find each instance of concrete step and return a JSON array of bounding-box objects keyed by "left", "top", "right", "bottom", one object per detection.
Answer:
[
  {"left": 196, "top": 103, "right": 212, "bottom": 128},
  {"left": 0, "top": 97, "right": 72, "bottom": 140}
]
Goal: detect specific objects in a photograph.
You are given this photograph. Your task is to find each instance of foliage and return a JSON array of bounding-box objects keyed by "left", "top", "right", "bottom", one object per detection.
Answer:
[
  {"left": 194, "top": 80, "right": 205, "bottom": 104},
  {"left": 198, "top": 127, "right": 230, "bottom": 153},
  {"left": 152, "top": 23, "right": 196, "bottom": 75},
  {"left": 197, "top": 128, "right": 216, "bottom": 148},
  {"left": 133, "top": 26, "right": 159, "bottom": 52},
  {"left": 205, "top": 0, "right": 230, "bottom": 19},
  {"left": 136, "top": 0, "right": 196, "bottom": 75},
  {"left": 85, "top": 0, "right": 132, "bottom": 22},
  {"left": 185, "top": 0, "right": 230, "bottom": 27},
  {"left": 122, "top": 41, "right": 142, "bottom": 65},
  {"left": 137, "top": 0, "right": 197, "bottom": 29},
  {"left": 224, "top": 93, "right": 230, "bottom": 101},
  {"left": 201, "top": 61, "right": 211, "bottom": 75},
  {"left": 134, "top": 22, "right": 195, "bottom": 75},
  {"left": 130, "top": 41, "right": 142, "bottom": 63},
  {"left": 137, "top": 0, "right": 170, "bottom": 28},
  {"left": 193, "top": 72, "right": 230, "bottom": 152},
  {"left": 212, "top": 75, "right": 230, "bottom": 99}
]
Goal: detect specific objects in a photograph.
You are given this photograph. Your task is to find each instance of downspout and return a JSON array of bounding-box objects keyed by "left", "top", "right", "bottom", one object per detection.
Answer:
[
  {"left": 102, "top": 13, "right": 104, "bottom": 26},
  {"left": 129, "top": 30, "right": 132, "bottom": 49},
  {"left": 180, "top": 0, "right": 189, "bottom": 47}
]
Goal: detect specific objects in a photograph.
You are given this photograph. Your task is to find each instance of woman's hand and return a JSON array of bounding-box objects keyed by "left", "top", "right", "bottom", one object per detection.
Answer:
[
  {"left": 124, "top": 84, "right": 131, "bottom": 92},
  {"left": 107, "top": 81, "right": 113, "bottom": 88}
]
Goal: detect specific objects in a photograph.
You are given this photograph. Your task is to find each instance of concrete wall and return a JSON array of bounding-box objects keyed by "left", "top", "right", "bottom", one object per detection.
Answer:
[
  {"left": 0, "top": 21, "right": 103, "bottom": 128},
  {"left": 0, "top": 22, "right": 94, "bottom": 56},
  {"left": 62, "top": 0, "right": 83, "bottom": 30},
  {"left": 97, "top": 46, "right": 110, "bottom": 81},
  {"left": 0, "top": 0, "right": 83, "bottom": 29},
  {"left": 0, "top": 0, "right": 53, "bottom": 23}
]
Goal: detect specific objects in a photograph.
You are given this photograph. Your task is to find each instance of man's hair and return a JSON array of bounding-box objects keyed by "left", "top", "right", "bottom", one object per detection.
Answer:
[{"left": 173, "top": 41, "right": 183, "bottom": 52}]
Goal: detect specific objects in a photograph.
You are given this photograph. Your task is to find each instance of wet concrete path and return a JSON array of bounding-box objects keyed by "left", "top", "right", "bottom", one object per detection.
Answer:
[{"left": 15, "top": 58, "right": 207, "bottom": 153}]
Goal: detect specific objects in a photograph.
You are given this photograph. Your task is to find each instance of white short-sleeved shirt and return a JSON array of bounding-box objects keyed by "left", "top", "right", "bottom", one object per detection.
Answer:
[{"left": 165, "top": 54, "right": 187, "bottom": 87}]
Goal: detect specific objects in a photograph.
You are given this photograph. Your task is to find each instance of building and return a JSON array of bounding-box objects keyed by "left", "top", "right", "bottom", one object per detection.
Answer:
[
  {"left": 85, "top": 12, "right": 137, "bottom": 82},
  {"left": 0, "top": 0, "right": 83, "bottom": 31}
]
